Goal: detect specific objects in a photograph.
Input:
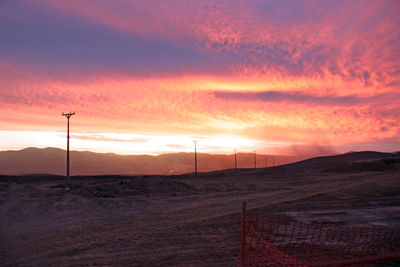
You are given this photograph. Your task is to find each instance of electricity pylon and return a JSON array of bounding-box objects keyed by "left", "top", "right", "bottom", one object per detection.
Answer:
[{"left": 62, "top": 112, "right": 75, "bottom": 184}]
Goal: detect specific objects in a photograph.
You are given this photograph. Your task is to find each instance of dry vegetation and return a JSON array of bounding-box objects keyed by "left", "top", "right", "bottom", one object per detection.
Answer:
[{"left": 1, "top": 152, "right": 399, "bottom": 266}]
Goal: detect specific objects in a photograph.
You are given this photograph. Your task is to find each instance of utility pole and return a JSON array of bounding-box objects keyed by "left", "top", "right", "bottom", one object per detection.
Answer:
[
  {"left": 62, "top": 112, "right": 75, "bottom": 184},
  {"left": 254, "top": 151, "right": 256, "bottom": 169},
  {"left": 194, "top": 141, "right": 197, "bottom": 176},
  {"left": 234, "top": 148, "right": 237, "bottom": 172},
  {"left": 272, "top": 156, "right": 275, "bottom": 167},
  {"left": 265, "top": 157, "right": 268, "bottom": 168}
]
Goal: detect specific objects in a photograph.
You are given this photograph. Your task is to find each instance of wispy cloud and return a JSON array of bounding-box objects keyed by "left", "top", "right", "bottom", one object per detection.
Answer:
[
  {"left": 214, "top": 90, "right": 398, "bottom": 106},
  {"left": 1, "top": 0, "right": 398, "bottom": 86},
  {"left": 70, "top": 134, "right": 147, "bottom": 143},
  {"left": 0, "top": 0, "right": 399, "bottom": 154}
]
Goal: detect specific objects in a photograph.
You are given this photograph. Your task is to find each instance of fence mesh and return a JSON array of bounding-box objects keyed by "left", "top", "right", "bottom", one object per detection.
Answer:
[{"left": 240, "top": 214, "right": 400, "bottom": 266}]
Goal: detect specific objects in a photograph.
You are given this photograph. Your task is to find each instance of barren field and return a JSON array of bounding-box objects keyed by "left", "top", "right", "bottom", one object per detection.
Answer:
[{"left": 1, "top": 152, "right": 400, "bottom": 266}]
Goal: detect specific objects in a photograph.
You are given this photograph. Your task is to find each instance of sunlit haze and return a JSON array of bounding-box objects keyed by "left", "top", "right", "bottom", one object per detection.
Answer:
[{"left": 1, "top": 0, "right": 399, "bottom": 156}]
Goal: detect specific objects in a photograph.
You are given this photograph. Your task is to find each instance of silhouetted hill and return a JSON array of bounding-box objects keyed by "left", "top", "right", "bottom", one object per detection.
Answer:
[
  {"left": 263, "top": 151, "right": 400, "bottom": 173},
  {"left": 0, "top": 147, "right": 295, "bottom": 175}
]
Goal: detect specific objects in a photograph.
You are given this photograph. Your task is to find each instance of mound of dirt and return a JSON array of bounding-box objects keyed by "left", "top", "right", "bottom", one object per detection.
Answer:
[{"left": 79, "top": 177, "right": 196, "bottom": 198}]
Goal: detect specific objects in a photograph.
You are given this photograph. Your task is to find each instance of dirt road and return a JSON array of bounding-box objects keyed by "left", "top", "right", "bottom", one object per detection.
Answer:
[{"left": 1, "top": 158, "right": 399, "bottom": 266}]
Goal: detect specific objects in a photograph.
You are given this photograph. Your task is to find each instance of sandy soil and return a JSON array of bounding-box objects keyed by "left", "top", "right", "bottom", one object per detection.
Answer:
[{"left": 1, "top": 153, "right": 400, "bottom": 266}]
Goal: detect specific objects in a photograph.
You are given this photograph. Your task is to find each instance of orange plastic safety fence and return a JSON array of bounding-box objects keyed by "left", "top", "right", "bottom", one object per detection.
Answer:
[{"left": 239, "top": 214, "right": 400, "bottom": 266}]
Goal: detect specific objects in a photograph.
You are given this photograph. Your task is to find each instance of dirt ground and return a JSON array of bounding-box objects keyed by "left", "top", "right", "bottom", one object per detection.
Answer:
[{"left": 1, "top": 153, "right": 400, "bottom": 266}]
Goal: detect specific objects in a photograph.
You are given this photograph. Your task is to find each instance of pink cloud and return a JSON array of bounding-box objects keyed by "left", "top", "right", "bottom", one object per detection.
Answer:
[
  {"left": 32, "top": 1, "right": 399, "bottom": 93},
  {"left": 1, "top": 0, "right": 399, "bottom": 154}
]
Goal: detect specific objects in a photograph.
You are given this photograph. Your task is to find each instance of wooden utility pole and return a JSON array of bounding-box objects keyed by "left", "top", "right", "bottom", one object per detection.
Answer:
[
  {"left": 235, "top": 148, "right": 237, "bottom": 172},
  {"left": 254, "top": 151, "right": 256, "bottom": 169},
  {"left": 62, "top": 112, "right": 75, "bottom": 184},
  {"left": 265, "top": 157, "right": 268, "bottom": 168},
  {"left": 194, "top": 141, "right": 197, "bottom": 176}
]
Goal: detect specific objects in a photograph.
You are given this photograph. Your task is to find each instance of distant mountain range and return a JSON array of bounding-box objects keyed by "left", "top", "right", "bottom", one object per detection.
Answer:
[{"left": 0, "top": 147, "right": 297, "bottom": 175}]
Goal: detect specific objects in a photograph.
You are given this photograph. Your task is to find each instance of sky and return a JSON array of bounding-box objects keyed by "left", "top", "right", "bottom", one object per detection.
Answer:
[{"left": 1, "top": 0, "right": 399, "bottom": 156}]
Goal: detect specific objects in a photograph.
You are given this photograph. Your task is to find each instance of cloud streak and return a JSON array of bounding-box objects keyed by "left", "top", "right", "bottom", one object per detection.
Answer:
[
  {"left": 214, "top": 91, "right": 398, "bottom": 106},
  {"left": 70, "top": 134, "right": 147, "bottom": 143}
]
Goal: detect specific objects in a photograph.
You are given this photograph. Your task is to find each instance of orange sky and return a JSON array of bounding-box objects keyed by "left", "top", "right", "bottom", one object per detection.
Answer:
[{"left": 1, "top": 0, "right": 399, "bottom": 156}]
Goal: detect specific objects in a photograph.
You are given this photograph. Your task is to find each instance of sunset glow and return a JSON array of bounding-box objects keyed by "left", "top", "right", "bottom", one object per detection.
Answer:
[{"left": 1, "top": 0, "right": 399, "bottom": 155}]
